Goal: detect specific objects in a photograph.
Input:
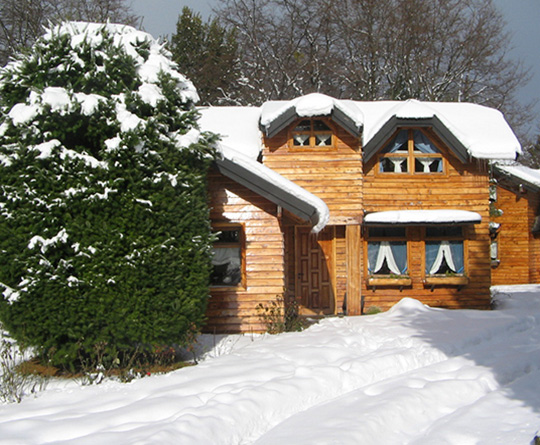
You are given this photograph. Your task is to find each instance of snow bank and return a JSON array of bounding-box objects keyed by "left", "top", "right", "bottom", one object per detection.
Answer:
[{"left": 1, "top": 287, "right": 539, "bottom": 444}]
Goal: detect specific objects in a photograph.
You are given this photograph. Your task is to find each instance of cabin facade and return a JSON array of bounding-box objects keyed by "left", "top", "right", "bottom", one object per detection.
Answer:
[
  {"left": 199, "top": 94, "right": 524, "bottom": 333},
  {"left": 490, "top": 164, "right": 540, "bottom": 285}
]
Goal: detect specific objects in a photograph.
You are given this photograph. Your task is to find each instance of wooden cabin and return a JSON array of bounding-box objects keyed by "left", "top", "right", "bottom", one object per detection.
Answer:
[
  {"left": 490, "top": 164, "right": 540, "bottom": 285},
  {"left": 199, "top": 94, "right": 524, "bottom": 333}
]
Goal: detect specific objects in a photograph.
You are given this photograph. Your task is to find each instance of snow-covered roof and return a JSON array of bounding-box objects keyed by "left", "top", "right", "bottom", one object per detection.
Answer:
[
  {"left": 260, "top": 93, "right": 364, "bottom": 138},
  {"left": 364, "top": 210, "right": 482, "bottom": 225},
  {"left": 494, "top": 163, "right": 540, "bottom": 192},
  {"left": 199, "top": 95, "right": 520, "bottom": 163},
  {"left": 215, "top": 144, "right": 329, "bottom": 232},
  {"left": 199, "top": 107, "right": 262, "bottom": 160},
  {"left": 360, "top": 100, "right": 520, "bottom": 161}
]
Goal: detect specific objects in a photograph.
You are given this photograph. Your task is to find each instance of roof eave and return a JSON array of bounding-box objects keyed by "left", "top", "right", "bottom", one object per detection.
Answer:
[{"left": 214, "top": 157, "right": 320, "bottom": 226}]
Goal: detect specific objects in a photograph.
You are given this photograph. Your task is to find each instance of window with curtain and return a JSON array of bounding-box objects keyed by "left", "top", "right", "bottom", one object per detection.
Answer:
[
  {"left": 425, "top": 227, "right": 465, "bottom": 276},
  {"left": 379, "top": 129, "right": 443, "bottom": 174},
  {"left": 211, "top": 226, "right": 243, "bottom": 287},
  {"left": 367, "top": 227, "right": 408, "bottom": 276},
  {"left": 291, "top": 119, "right": 334, "bottom": 148}
]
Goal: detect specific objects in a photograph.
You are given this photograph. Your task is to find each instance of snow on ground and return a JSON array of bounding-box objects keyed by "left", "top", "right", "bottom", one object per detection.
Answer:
[{"left": 1, "top": 286, "right": 540, "bottom": 444}]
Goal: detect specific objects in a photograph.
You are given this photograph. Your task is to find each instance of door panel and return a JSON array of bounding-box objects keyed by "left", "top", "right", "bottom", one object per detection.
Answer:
[{"left": 295, "top": 226, "right": 335, "bottom": 315}]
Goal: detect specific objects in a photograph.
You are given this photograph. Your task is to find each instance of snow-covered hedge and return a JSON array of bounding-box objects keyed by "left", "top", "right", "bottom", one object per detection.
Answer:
[{"left": 0, "top": 22, "right": 216, "bottom": 369}]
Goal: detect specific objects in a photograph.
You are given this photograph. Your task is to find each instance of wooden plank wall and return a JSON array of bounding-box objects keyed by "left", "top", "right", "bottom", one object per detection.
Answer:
[
  {"left": 491, "top": 185, "right": 540, "bottom": 285},
  {"left": 263, "top": 122, "right": 363, "bottom": 313},
  {"left": 528, "top": 193, "right": 540, "bottom": 283},
  {"left": 206, "top": 168, "right": 285, "bottom": 333},
  {"left": 263, "top": 123, "right": 363, "bottom": 225},
  {"left": 362, "top": 135, "right": 492, "bottom": 311}
]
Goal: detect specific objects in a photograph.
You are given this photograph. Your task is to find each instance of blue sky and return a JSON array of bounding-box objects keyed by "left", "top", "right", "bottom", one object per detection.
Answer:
[{"left": 131, "top": 0, "right": 540, "bottom": 135}]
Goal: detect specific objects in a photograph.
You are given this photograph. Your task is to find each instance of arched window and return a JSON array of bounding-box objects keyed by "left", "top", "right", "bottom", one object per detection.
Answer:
[{"left": 379, "top": 129, "right": 443, "bottom": 174}]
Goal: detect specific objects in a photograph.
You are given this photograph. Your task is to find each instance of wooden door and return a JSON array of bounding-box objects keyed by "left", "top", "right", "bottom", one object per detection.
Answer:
[{"left": 295, "top": 226, "right": 335, "bottom": 315}]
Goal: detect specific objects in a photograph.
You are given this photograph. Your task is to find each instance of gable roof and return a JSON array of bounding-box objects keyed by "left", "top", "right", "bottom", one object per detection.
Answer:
[
  {"left": 360, "top": 100, "right": 521, "bottom": 163},
  {"left": 260, "top": 93, "right": 364, "bottom": 139},
  {"left": 199, "top": 96, "right": 521, "bottom": 163}
]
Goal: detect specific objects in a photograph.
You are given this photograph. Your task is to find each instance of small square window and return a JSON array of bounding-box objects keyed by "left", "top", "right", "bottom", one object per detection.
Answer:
[{"left": 290, "top": 119, "right": 334, "bottom": 149}]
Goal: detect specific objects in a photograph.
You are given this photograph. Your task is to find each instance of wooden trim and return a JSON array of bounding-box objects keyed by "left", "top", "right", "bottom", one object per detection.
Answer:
[
  {"left": 346, "top": 225, "right": 362, "bottom": 315},
  {"left": 423, "top": 275, "right": 469, "bottom": 286},
  {"left": 367, "top": 276, "right": 412, "bottom": 287}
]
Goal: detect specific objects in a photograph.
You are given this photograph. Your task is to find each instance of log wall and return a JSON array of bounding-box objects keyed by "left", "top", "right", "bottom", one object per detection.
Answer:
[
  {"left": 362, "top": 133, "right": 492, "bottom": 312},
  {"left": 206, "top": 168, "right": 285, "bottom": 333},
  {"left": 491, "top": 185, "right": 540, "bottom": 285},
  {"left": 263, "top": 121, "right": 363, "bottom": 314}
]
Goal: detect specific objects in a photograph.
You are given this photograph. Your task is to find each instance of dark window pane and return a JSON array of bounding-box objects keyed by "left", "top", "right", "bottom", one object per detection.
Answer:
[
  {"left": 369, "top": 227, "right": 406, "bottom": 238},
  {"left": 313, "top": 120, "right": 331, "bottom": 131},
  {"left": 215, "top": 229, "right": 240, "bottom": 244},
  {"left": 426, "top": 227, "right": 463, "bottom": 238},
  {"left": 293, "top": 120, "right": 311, "bottom": 132}
]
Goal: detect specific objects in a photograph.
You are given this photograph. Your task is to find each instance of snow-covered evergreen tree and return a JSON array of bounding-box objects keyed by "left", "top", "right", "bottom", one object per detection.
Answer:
[{"left": 0, "top": 22, "right": 216, "bottom": 369}]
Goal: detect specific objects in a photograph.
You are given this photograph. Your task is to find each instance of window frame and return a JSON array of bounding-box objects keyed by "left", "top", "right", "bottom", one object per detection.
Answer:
[
  {"left": 365, "top": 227, "right": 411, "bottom": 286},
  {"left": 423, "top": 226, "right": 468, "bottom": 281},
  {"left": 289, "top": 117, "right": 336, "bottom": 151},
  {"left": 210, "top": 222, "right": 246, "bottom": 290},
  {"left": 377, "top": 128, "right": 445, "bottom": 175}
]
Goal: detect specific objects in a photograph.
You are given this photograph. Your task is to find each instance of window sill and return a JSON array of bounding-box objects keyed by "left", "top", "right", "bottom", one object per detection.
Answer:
[
  {"left": 423, "top": 275, "right": 469, "bottom": 286},
  {"left": 210, "top": 285, "right": 246, "bottom": 292},
  {"left": 368, "top": 276, "right": 412, "bottom": 287}
]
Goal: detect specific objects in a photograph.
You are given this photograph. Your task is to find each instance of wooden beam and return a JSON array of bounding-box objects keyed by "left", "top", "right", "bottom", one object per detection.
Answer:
[{"left": 346, "top": 224, "right": 362, "bottom": 315}]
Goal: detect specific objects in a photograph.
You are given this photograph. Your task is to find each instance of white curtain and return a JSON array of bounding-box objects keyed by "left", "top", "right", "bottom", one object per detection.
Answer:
[{"left": 428, "top": 241, "right": 456, "bottom": 274}]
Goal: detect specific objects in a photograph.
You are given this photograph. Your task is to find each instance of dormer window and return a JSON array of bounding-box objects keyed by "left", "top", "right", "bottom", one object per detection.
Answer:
[
  {"left": 290, "top": 119, "right": 334, "bottom": 149},
  {"left": 379, "top": 129, "right": 443, "bottom": 174}
]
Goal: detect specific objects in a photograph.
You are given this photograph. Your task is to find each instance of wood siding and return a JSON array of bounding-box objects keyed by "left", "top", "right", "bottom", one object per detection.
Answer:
[
  {"left": 263, "top": 122, "right": 363, "bottom": 225},
  {"left": 491, "top": 184, "right": 540, "bottom": 285},
  {"left": 207, "top": 168, "right": 285, "bottom": 333},
  {"left": 362, "top": 134, "right": 492, "bottom": 312}
]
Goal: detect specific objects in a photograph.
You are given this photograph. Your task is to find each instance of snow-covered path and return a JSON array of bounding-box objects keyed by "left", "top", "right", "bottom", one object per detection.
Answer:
[{"left": 1, "top": 286, "right": 540, "bottom": 444}]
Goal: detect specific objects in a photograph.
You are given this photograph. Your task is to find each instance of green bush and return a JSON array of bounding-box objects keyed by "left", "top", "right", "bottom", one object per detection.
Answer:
[{"left": 0, "top": 23, "right": 215, "bottom": 370}]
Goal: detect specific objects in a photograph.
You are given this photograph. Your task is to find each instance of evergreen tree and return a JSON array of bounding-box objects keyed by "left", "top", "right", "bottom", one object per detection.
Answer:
[
  {"left": 169, "top": 7, "right": 239, "bottom": 105},
  {"left": 0, "top": 22, "right": 216, "bottom": 370}
]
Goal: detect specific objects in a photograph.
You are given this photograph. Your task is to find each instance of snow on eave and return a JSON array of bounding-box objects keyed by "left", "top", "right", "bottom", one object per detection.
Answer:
[
  {"left": 494, "top": 163, "right": 540, "bottom": 191},
  {"left": 216, "top": 144, "right": 329, "bottom": 232},
  {"left": 364, "top": 209, "right": 482, "bottom": 225},
  {"left": 360, "top": 99, "right": 520, "bottom": 162},
  {"left": 260, "top": 93, "right": 364, "bottom": 139}
]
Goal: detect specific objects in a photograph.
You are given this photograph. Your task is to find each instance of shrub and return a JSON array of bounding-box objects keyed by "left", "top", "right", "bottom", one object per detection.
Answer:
[{"left": 0, "top": 22, "right": 215, "bottom": 370}]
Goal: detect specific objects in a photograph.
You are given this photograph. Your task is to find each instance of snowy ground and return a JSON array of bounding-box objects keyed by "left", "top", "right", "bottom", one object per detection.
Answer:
[{"left": 1, "top": 285, "right": 540, "bottom": 444}]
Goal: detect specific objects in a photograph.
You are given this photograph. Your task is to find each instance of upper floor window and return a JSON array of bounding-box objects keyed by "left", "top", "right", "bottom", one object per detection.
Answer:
[
  {"left": 379, "top": 129, "right": 443, "bottom": 174},
  {"left": 290, "top": 119, "right": 334, "bottom": 149}
]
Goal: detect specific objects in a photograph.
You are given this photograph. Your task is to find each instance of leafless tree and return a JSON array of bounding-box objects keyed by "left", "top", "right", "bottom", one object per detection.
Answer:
[
  {"left": 215, "top": 0, "right": 531, "bottom": 135},
  {"left": 0, "top": 0, "right": 139, "bottom": 66}
]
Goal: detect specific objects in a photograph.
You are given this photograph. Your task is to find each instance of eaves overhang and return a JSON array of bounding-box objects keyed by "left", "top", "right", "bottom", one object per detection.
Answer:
[
  {"left": 214, "top": 156, "right": 321, "bottom": 227},
  {"left": 261, "top": 106, "right": 362, "bottom": 140}
]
